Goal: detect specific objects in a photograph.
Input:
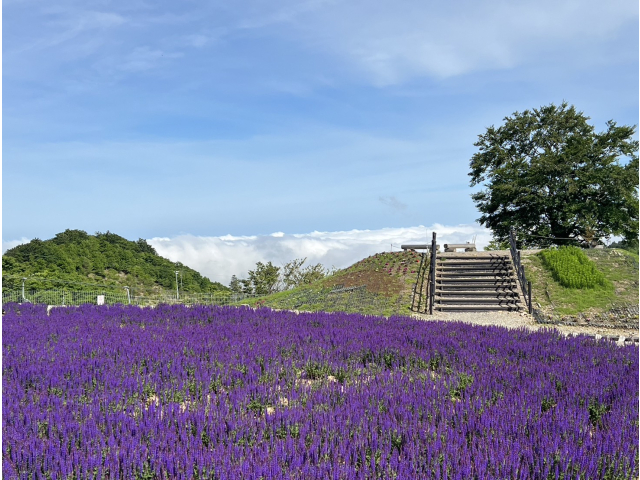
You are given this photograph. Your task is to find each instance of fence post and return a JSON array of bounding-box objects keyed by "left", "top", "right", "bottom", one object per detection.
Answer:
[
  {"left": 509, "top": 228, "right": 534, "bottom": 315},
  {"left": 21, "top": 278, "right": 30, "bottom": 303},
  {"left": 429, "top": 232, "right": 437, "bottom": 315}
]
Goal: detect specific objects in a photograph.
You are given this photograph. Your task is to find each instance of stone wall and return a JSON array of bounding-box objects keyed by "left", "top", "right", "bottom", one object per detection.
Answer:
[{"left": 533, "top": 305, "right": 639, "bottom": 330}]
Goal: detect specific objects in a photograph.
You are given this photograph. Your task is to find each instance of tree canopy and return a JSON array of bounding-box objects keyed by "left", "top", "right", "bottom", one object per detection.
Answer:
[
  {"left": 469, "top": 103, "right": 639, "bottom": 248},
  {"left": 2, "top": 229, "right": 229, "bottom": 294},
  {"left": 230, "top": 258, "right": 330, "bottom": 295}
]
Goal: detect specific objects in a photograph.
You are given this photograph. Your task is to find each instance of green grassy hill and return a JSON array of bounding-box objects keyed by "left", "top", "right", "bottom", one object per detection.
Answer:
[
  {"left": 2, "top": 229, "right": 228, "bottom": 295},
  {"left": 6, "top": 230, "right": 634, "bottom": 317},
  {"left": 239, "top": 247, "right": 638, "bottom": 318},
  {"left": 235, "top": 250, "right": 425, "bottom": 316},
  {"left": 522, "top": 248, "right": 639, "bottom": 316}
]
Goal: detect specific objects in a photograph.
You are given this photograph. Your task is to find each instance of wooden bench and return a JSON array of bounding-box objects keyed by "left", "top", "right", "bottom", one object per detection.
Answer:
[{"left": 444, "top": 243, "right": 477, "bottom": 252}]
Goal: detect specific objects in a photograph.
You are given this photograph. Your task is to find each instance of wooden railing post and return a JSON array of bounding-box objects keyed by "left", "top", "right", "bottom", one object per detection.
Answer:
[
  {"left": 428, "top": 232, "right": 437, "bottom": 315},
  {"left": 509, "top": 228, "right": 533, "bottom": 314}
]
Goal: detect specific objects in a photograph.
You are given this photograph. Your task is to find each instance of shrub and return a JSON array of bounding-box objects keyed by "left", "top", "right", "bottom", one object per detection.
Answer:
[{"left": 539, "top": 246, "right": 609, "bottom": 289}]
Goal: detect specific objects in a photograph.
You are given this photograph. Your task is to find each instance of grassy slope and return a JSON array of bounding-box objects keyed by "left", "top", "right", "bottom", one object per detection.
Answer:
[
  {"left": 244, "top": 248, "right": 638, "bottom": 318},
  {"left": 236, "top": 250, "right": 425, "bottom": 316},
  {"left": 522, "top": 248, "right": 639, "bottom": 315}
]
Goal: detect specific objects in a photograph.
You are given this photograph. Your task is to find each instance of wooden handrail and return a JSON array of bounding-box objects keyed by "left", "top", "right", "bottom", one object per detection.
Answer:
[
  {"left": 509, "top": 228, "right": 532, "bottom": 314},
  {"left": 411, "top": 253, "right": 427, "bottom": 312},
  {"left": 428, "top": 232, "right": 437, "bottom": 315}
]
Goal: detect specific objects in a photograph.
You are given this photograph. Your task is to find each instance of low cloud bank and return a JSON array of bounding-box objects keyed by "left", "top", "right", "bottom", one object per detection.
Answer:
[
  {"left": 2, "top": 238, "right": 31, "bottom": 253},
  {"left": 148, "top": 224, "right": 491, "bottom": 285},
  {"left": 2, "top": 224, "right": 492, "bottom": 286}
]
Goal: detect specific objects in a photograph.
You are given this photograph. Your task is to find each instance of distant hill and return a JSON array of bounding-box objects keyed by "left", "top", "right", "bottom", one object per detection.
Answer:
[{"left": 2, "top": 229, "right": 228, "bottom": 295}]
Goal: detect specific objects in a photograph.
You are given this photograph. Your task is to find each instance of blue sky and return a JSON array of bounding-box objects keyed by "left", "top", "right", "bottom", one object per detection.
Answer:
[{"left": 2, "top": 0, "right": 638, "bottom": 278}]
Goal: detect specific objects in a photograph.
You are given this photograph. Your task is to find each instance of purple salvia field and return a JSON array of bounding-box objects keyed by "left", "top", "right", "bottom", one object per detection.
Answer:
[{"left": 3, "top": 303, "right": 638, "bottom": 479}]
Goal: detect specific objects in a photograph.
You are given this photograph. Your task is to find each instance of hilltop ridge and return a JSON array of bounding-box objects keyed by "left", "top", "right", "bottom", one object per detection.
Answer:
[{"left": 2, "top": 229, "right": 228, "bottom": 295}]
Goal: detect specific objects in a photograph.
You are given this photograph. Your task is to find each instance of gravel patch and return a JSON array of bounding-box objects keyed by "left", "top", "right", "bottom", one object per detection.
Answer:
[{"left": 410, "top": 311, "right": 639, "bottom": 339}]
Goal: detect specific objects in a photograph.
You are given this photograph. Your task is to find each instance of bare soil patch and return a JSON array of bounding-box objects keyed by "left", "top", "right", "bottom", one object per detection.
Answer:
[{"left": 324, "top": 270, "right": 405, "bottom": 296}]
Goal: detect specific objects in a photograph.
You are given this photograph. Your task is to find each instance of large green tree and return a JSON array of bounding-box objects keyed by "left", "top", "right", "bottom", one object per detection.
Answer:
[
  {"left": 232, "top": 258, "right": 330, "bottom": 295},
  {"left": 469, "top": 103, "right": 639, "bottom": 248},
  {"left": 247, "top": 261, "right": 281, "bottom": 295}
]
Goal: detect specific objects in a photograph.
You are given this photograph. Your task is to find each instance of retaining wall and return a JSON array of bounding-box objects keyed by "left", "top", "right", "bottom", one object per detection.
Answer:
[{"left": 533, "top": 306, "right": 639, "bottom": 330}]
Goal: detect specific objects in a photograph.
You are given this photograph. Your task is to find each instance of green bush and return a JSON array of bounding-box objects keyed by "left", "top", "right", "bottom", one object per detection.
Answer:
[{"left": 539, "top": 247, "right": 610, "bottom": 289}]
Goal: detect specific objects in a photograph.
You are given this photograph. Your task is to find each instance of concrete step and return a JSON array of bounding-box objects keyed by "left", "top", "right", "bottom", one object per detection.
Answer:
[{"left": 434, "top": 304, "right": 522, "bottom": 312}]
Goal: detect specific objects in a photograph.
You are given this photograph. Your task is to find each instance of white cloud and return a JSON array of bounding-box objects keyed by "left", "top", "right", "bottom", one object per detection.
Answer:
[
  {"left": 6, "top": 0, "right": 635, "bottom": 89},
  {"left": 2, "top": 237, "right": 31, "bottom": 253},
  {"left": 118, "top": 46, "right": 183, "bottom": 72},
  {"left": 147, "top": 223, "right": 492, "bottom": 284},
  {"left": 2, "top": 224, "right": 492, "bottom": 285},
  {"left": 8, "top": 10, "right": 127, "bottom": 55},
  {"left": 184, "top": 34, "right": 209, "bottom": 48},
  {"left": 266, "top": 0, "right": 637, "bottom": 84}
]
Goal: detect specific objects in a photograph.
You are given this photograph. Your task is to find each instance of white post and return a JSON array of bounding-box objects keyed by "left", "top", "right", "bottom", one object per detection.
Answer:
[
  {"left": 175, "top": 271, "right": 179, "bottom": 301},
  {"left": 21, "top": 278, "right": 29, "bottom": 303},
  {"left": 124, "top": 286, "right": 131, "bottom": 304}
]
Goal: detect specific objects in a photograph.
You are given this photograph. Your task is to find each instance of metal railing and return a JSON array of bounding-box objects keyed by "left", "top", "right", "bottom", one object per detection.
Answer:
[
  {"left": 2, "top": 289, "right": 130, "bottom": 306},
  {"left": 508, "top": 228, "right": 532, "bottom": 314},
  {"left": 1, "top": 287, "right": 411, "bottom": 317}
]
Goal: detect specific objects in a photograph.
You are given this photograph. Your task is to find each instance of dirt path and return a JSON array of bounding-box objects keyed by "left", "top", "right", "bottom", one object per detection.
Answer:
[{"left": 410, "top": 311, "right": 639, "bottom": 341}]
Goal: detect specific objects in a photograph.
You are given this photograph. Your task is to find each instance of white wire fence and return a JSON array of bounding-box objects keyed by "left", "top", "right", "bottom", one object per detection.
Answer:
[
  {"left": 2, "top": 289, "right": 260, "bottom": 307},
  {"left": 263, "top": 285, "right": 408, "bottom": 316},
  {"left": 1, "top": 287, "right": 410, "bottom": 316}
]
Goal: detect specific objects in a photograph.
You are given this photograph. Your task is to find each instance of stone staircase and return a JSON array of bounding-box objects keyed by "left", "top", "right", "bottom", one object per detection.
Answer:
[{"left": 433, "top": 252, "right": 523, "bottom": 312}]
